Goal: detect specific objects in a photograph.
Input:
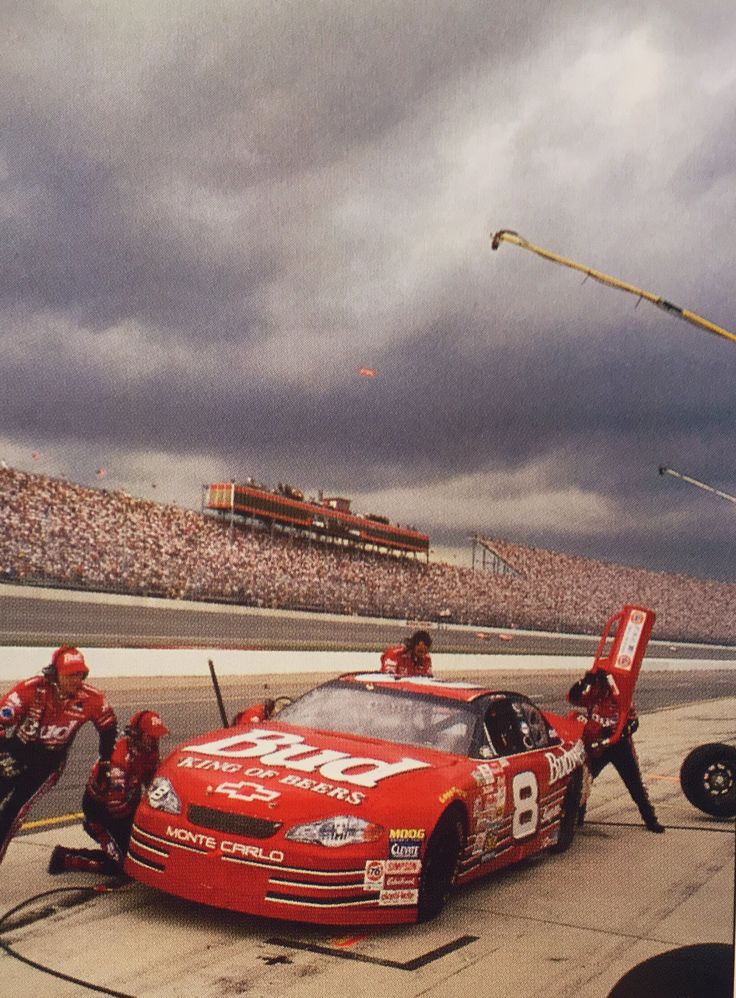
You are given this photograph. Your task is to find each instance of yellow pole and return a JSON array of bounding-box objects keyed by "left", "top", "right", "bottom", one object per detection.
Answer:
[{"left": 491, "top": 229, "right": 736, "bottom": 346}]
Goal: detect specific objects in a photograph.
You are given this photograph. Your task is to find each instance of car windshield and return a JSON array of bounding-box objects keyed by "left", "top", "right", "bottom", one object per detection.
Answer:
[{"left": 277, "top": 683, "right": 476, "bottom": 756}]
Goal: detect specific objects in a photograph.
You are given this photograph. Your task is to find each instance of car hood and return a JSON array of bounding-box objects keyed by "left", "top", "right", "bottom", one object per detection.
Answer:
[{"left": 156, "top": 720, "right": 466, "bottom": 821}]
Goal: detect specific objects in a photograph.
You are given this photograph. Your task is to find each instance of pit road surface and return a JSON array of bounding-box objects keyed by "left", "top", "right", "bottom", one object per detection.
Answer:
[{"left": 1, "top": 585, "right": 734, "bottom": 997}]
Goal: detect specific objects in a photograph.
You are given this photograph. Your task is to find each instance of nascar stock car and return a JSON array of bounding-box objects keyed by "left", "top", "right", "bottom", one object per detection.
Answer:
[{"left": 125, "top": 671, "right": 590, "bottom": 925}]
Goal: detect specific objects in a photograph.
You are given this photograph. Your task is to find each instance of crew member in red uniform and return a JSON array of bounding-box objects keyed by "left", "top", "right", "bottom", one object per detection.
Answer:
[
  {"left": 0, "top": 647, "right": 117, "bottom": 864},
  {"left": 380, "top": 630, "right": 433, "bottom": 677},
  {"left": 568, "top": 669, "right": 663, "bottom": 833},
  {"left": 48, "top": 709, "right": 169, "bottom": 875}
]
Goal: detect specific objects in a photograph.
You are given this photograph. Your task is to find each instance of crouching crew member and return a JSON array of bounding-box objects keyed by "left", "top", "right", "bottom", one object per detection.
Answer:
[
  {"left": 380, "top": 629, "right": 433, "bottom": 677},
  {"left": 49, "top": 710, "right": 169, "bottom": 875},
  {"left": 0, "top": 647, "right": 117, "bottom": 865},
  {"left": 568, "top": 669, "right": 664, "bottom": 833}
]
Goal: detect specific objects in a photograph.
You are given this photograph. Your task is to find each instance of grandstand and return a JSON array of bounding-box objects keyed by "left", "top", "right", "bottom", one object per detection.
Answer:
[
  {"left": 204, "top": 479, "right": 429, "bottom": 558},
  {"left": 1, "top": 466, "right": 734, "bottom": 645}
]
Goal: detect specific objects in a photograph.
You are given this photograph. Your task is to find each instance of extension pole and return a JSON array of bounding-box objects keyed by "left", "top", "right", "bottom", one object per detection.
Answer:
[{"left": 491, "top": 229, "right": 736, "bottom": 345}]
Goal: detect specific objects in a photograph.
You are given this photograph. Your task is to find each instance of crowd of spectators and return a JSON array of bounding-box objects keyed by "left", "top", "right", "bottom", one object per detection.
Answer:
[{"left": 1, "top": 466, "right": 733, "bottom": 645}]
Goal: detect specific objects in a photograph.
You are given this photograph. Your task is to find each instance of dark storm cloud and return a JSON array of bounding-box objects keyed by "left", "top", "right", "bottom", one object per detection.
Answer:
[{"left": 1, "top": 1, "right": 734, "bottom": 582}]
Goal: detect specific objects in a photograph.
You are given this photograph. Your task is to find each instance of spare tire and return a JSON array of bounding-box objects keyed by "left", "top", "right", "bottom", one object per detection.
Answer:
[{"left": 680, "top": 743, "right": 736, "bottom": 818}]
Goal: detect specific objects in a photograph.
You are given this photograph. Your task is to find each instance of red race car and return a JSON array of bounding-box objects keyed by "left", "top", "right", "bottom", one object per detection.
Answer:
[{"left": 125, "top": 673, "right": 589, "bottom": 925}]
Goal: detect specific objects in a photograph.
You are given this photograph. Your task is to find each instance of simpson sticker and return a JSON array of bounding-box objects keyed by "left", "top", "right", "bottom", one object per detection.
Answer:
[
  {"left": 386, "top": 859, "right": 421, "bottom": 874},
  {"left": 185, "top": 729, "right": 429, "bottom": 788}
]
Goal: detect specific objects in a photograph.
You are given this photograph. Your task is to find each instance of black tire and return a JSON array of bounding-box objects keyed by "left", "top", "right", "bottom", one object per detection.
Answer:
[
  {"left": 680, "top": 743, "right": 736, "bottom": 818},
  {"left": 549, "top": 768, "right": 583, "bottom": 854},
  {"left": 607, "top": 943, "right": 733, "bottom": 998},
  {"left": 417, "top": 808, "right": 464, "bottom": 922}
]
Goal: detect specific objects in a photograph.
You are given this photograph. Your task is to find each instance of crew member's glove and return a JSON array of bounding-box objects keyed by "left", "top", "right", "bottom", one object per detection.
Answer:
[
  {"left": 93, "top": 761, "right": 111, "bottom": 794},
  {"left": 624, "top": 715, "right": 639, "bottom": 736},
  {"left": 0, "top": 752, "right": 21, "bottom": 779}
]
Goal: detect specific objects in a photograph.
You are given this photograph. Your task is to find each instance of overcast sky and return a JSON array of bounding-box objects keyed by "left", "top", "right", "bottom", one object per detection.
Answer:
[{"left": 1, "top": 1, "right": 734, "bottom": 581}]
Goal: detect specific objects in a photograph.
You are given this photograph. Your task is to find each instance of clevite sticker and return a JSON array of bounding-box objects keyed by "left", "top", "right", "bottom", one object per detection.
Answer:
[{"left": 388, "top": 829, "right": 425, "bottom": 859}]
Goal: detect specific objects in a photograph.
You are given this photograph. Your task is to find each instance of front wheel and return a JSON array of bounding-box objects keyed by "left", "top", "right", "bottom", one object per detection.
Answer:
[
  {"left": 417, "top": 809, "right": 464, "bottom": 922},
  {"left": 680, "top": 743, "right": 736, "bottom": 818}
]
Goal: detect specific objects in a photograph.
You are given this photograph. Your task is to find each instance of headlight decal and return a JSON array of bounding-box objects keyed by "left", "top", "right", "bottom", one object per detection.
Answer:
[
  {"left": 285, "top": 815, "right": 384, "bottom": 848},
  {"left": 147, "top": 776, "right": 182, "bottom": 815}
]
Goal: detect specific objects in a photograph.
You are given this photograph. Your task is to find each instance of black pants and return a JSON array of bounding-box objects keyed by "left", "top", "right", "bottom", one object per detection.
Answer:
[
  {"left": 80, "top": 790, "right": 133, "bottom": 867},
  {"left": 590, "top": 735, "right": 658, "bottom": 826},
  {"left": 0, "top": 745, "right": 64, "bottom": 864}
]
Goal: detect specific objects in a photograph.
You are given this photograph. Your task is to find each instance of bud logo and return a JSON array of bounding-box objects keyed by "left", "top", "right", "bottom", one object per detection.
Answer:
[
  {"left": 546, "top": 740, "right": 586, "bottom": 784},
  {"left": 214, "top": 781, "right": 280, "bottom": 804},
  {"left": 185, "top": 729, "right": 429, "bottom": 788}
]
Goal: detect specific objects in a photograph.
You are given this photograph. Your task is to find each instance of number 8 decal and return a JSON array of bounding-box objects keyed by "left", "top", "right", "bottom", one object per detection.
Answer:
[{"left": 511, "top": 770, "right": 539, "bottom": 839}]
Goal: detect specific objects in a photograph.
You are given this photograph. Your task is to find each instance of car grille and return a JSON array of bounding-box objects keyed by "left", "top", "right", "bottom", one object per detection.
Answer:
[{"left": 187, "top": 804, "right": 282, "bottom": 839}]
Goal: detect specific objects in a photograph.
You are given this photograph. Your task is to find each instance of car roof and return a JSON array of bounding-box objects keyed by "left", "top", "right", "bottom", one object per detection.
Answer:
[{"left": 336, "top": 671, "right": 506, "bottom": 705}]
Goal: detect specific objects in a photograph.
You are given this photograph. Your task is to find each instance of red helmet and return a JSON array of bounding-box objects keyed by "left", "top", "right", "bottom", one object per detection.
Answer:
[
  {"left": 50, "top": 646, "right": 88, "bottom": 678},
  {"left": 126, "top": 710, "right": 169, "bottom": 739}
]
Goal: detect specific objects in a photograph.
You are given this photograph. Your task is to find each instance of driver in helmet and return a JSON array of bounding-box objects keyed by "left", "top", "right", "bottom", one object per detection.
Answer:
[
  {"left": 48, "top": 709, "right": 168, "bottom": 875},
  {"left": 0, "top": 646, "right": 117, "bottom": 866}
]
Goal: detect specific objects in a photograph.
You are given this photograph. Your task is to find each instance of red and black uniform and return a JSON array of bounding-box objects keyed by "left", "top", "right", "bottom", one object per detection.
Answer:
[
  {"left": 568, "top": 671, "right": 663, "bottom": 832},
  {"left": 0, "top": 674, "right": 117, "bottom": 863},
  {"left": 380, "top": 644, "right": 433, "bottom": 677},
  {"left": 49, "top": 710, "right": 168, "bottom": 875}
]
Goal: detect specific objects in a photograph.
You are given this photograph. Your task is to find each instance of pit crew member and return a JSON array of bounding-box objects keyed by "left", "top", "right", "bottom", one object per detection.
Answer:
[
  {"left": 49, "top": 710, "right": 169, "bottom": 875},
  {"left": 380, "top": 629, "right": 433, "bottom": 677},
  {"left": 568, "top": 669, "right": 664, "bottom": 833},
  {"left": 0, "top": 647, "right": 117, "bottom": 864}
]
